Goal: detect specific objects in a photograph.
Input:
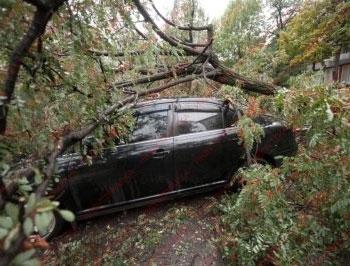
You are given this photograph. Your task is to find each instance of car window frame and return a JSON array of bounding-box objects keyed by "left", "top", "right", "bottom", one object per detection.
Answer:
[
  {"left": 223, "top": 106, "right": 240, "bottom": 128},
  {"left": 173, "top": 101, "right": 224, "bottom": 136},
  {"left": 127, "top": 103, "right": 172, "bottom": 143}
]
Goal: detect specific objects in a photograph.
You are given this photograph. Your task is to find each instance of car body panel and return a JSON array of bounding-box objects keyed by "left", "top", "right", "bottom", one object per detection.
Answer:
[{"left": 54, "top": 97, "right": 297, "bottom": 221}]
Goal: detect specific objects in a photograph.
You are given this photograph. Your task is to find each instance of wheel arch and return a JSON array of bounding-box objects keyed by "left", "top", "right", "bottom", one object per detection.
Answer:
[{"left": 253, "top": 152, "right": 276, "bottom": 167}]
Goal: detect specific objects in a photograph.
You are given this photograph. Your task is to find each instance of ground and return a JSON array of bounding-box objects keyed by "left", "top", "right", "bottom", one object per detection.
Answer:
[{"left": 40, "top": 193, "right": 226, "bottom": 265}]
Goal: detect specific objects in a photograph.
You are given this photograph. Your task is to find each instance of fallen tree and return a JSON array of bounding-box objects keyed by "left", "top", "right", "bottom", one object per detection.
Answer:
[{"left": 0, "top": 0, "right": 276, "bottom": 264}]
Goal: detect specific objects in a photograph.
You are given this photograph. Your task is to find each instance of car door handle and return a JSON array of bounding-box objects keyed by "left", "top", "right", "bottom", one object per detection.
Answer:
[{"left": 153, "top": 149, "right": 170, "bottom": 159}]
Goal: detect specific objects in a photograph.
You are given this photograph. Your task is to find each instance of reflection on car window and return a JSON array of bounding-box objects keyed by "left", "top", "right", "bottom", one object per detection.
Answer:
[
  {"left": 176, "top": 111, "right": 223, "bottom": 135},
  {"left": 129, "top": 111, "right": 168, "bottom": 143}
]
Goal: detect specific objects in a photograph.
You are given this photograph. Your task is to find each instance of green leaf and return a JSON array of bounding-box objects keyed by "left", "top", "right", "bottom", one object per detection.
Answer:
[
  {"left": 11, "top": 249, "right": 35, "bottom": 265},
  {"left": 36, "top": 202, "right": 55, "bottom": 212},
  {"left": 23, "top": 218, "right": 34, "bottom": 236},
  {"left": 5, "top": 202, "right": 19, "bottom": 224},
  {"left": 0, "top": 228, "right": 8, "bottom": 240},
  {"left": 26, "top": 193, "right": 36, "bottom": 215},
  {"left": 20, "top": 185, "right": 33, "bottom": 192},
  {"left": 21, "top": 258, "right": 41, "bottom": 266},
  {"left": 51, "top": 201, "right": 60, "bottom": 207},
  {"left": 0, "top": 216, "right": 13, "bottom": 229},
  {"left": 17, "top": 177, "right": 29, "bottom": 185},
  {"left": 34, "top": 211, "right": 54, "bottom": 235},
  {"left": 59, "top": 209, "right": 75, "bottom": 222},
  {"left": 34, "top": 169, "right": 42, "bottom": 185}
]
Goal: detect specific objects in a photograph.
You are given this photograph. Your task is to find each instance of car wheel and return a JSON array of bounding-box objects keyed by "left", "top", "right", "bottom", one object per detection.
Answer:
[
  {"left": 34, "top": 210, "right": 65, "bottom": 240},
  {"left": 232, "top": 156, "right": 272, "bottom": 192},
  {"left": 251, "top": 157, "right": 270, "bottom": 166}
]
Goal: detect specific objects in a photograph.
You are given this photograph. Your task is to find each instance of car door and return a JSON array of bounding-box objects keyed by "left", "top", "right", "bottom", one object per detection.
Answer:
[
  {"left": 121, "top": 103, "right": 174, "bottom": 199},
  {"left": 67, "top": 103, "right": 174, "bottom": 218},
  {"left": 173, "top": 101, "right": 228, "bottom": 192},
  {"left": 65, "top": 143, "right": 131, "bottom": 215}
]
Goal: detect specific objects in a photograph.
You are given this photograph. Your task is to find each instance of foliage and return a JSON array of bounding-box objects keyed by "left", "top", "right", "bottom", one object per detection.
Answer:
[
  {"left": 217, "top": 81, "right": 350, "bottom": 264},
  {"left": 278, "top": 0, "right": 350, "bottom": 67},
  {"left": 266, "top": 0, "right": 302, "bottom": 30},
  {"left": 214, "top": 0, "right": 265, "bottom": 66},
  {"left": 236, "top": 116, "right": 265, "bottom": 151},
  {"left": 214, "top": 0, "right": 303, "bottom": 83},
  {"left": 164, "top": 0, "right": 209, "bottom": 43},
  {"left": 1, "top": 0, "right": 348, "bottom": 264}
]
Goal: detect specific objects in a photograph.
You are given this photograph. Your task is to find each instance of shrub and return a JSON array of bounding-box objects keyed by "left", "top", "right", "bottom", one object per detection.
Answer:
[{"left": 217, "top": 83, "right": 350, "bottom": 265}]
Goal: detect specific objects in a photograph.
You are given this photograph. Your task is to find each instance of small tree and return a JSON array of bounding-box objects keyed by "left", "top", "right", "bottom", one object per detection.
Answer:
[
  {"left": 278, "top": 0, "right": 350, "bottom": 77},
  {"left": 214, "top": 0, "right": 265, "bottom": 67}
]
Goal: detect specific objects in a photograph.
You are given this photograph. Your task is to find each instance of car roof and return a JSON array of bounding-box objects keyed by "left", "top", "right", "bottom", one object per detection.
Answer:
[{"left": 134, "top": 97, "right": 225, "bottom": 109}]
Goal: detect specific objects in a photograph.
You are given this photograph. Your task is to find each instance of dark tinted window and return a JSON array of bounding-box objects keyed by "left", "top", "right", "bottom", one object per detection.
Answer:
[
  {"left": 224, "top": 109, "right": 239, "bottom": 127},
  {"left": 129, "top": 111, "right": 168, "bottom": 142},
  {"left": 176, "top": 111, "right": 223, "bottom": 135}
]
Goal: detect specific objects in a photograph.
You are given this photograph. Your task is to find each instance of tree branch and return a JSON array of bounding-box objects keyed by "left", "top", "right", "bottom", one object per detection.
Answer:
[
  {"left": 87, "top": 48, "right": 194, "bottom": 57},
  {"left": 133, "top": 0, "right": 275, "bottom": 95},
  {"left": 132, "top": 0, "right": 201, "bottom": 56},
  {"left": 0, "top": 0, "right": 66, "bottom": 135},
  {"left": 208, "top": 55, "right": 276, "bottom": 95},
  {"left": 111, "top": 62, "right": 207, "bottom": 89},
  {"left": 150, "top": 0, "right": 211, "bottom": 31}
]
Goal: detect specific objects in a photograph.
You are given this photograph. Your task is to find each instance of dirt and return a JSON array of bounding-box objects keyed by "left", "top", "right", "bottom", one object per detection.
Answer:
[{"left": 40, "top": 193, "right": 226, "bottom": 265}]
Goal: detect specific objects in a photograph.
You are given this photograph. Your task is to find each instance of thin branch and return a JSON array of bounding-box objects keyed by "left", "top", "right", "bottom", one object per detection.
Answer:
[
  {"left": 132, "top": 0, "right": 201, "bottom": 56},
  {"left": 134, "top": 25, "right": 148, "bottom": 40},
  {"left": 170, "top": 36, "right": 208, "bottom": 47},
  {"left": 0, "top": 0, "right": 66, "bottom": 135},
  {"left": 202, "top": 58, "right": 219, "bottom": 91},
  {"left": 189, "top": 0, "right": 195, "bottom": 43},
  {"left": 186, "top": 38, "right": 213, "bottom": 68},
  {"left": 150, "top": 0, "right": 211, "bottom": 31},
  {"left": 97, "top": 58, "right": 108, "bottom": 84}
]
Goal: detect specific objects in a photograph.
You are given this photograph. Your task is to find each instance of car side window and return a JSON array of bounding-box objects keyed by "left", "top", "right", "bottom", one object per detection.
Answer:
[
  {"left": 176, "top": 111, "right": 223, "bottom": 135},
  {"left": 224, "top": 109, "right": 239, "bottom": 128},
  {"left": 129, "top": 110, "right": 168, "bottom": 143}
]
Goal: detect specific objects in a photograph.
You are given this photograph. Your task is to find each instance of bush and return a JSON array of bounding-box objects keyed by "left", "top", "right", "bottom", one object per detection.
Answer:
[{"left": 217, "top": 83, "right": 350, "bottom": 265}]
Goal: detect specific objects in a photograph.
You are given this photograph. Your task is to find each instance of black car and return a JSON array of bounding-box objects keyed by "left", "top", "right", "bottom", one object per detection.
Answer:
[{"left": 46, "top": 97, "right": 297, "bottom": 238}]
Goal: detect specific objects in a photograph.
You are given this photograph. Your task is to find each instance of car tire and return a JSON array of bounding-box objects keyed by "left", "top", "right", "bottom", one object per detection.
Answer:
[
  {"left": 232, "top": 156, "right": 272, "bottom": 192},
  {"left": 35, "top": 210, "right": 65, "bottom": 241}
]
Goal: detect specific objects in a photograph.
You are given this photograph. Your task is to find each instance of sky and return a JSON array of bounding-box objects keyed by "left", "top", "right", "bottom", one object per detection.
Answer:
[
  {"left": 153, "top": 0, "right": 231, "bottom": 21},
  {"left": 197, "top": 0, "right": 230, "bottom": 20}
]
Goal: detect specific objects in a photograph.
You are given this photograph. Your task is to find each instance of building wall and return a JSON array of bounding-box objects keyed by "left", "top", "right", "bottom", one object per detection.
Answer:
[{"left": 312, "top": 52, "right": 350, "bottom": 84}]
